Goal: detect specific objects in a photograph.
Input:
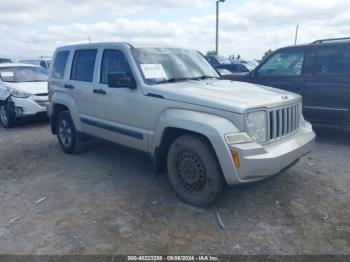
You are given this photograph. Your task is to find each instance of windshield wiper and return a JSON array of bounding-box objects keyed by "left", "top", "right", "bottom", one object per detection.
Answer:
[
  {"left": 156, "top": 75, "right": 219, "bottom": 84},
  {"left": 195, "top": 75, "right": 220, "bottom": 80},
  {"left": 156, "top": 77, "right": 195, "bottom": 84}
]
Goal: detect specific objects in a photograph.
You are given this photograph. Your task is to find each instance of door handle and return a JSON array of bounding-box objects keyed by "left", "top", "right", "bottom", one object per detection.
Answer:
[
  {"left": 93, "top": 89, "right": 106, "bottom": 95},
  {"left": 64, "top": 84, "right": 74, "bottom": 89}
]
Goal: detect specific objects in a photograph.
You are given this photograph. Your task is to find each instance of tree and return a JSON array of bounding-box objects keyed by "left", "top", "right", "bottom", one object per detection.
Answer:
[
  {"left": 206, "top": 50, "right": 217, "bottom": 56},
  {"left": 236, "top": 54, "right": 241, "bottom": 59},
  {"left": 262, "top": 49, "right": 273, "bottom": 60}
]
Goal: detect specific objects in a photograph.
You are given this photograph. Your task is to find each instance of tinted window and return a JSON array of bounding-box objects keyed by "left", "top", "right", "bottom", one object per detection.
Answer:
[
  {"left": 100, "top": 50, "right": 133, "bottom": 84},
  {"left": 236, "top": 64, "right": 249, "bottom": 72},
  {"left": 51, "top": 51, "right": 69, "bottom": 79},
  {"left": 315, "top": 46, "right": 350, "bottom": 76},
  {"left": 40, "top": 61, "right": 47, "bottom": 69},
  {"left": 0, "top": 58, "right": 11, "bottom": 64},
  {"left": 71, "top": 49, "right": 97, "bottom": 82},
  {"left": 258, "top": 49, "right": 304, "bottom": 76}
]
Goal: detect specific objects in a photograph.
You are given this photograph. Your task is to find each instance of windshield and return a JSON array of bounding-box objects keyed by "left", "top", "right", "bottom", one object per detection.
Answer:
[
  {"left": 132, "top": 48, "right": 220, "bottom": 84},
  {"left": 0, "top": 58, "right": 12, "bottom": 64},
  {"left": 0, "top": 66, "right": 48, "bottom": 82}
]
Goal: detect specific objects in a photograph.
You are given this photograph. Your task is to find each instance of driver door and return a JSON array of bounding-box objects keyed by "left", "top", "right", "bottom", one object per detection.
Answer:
[
  {"left": 253, "top": 48, "right": 306, "bottom": 95},
  {"left": 83, "top": 48, "right": 149, "bottom": 151}
]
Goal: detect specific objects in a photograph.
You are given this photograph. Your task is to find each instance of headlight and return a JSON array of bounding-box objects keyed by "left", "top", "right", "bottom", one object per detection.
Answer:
[
  {"left": 6, "top": 87, "right": 31, "bottom": 98},
  {"left": 245, "top": 111, "right": 268, "bottom": 143}
]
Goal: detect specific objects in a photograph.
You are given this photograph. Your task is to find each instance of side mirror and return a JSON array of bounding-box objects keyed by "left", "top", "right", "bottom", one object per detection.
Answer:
[{"left": 108, "top": 72, "right": 136, "bottom": 89}]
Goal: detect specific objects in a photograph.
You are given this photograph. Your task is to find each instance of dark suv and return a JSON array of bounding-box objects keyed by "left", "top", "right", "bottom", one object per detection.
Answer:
[{"left": 224, "top": 38, "right": 350, "bottom": 129}]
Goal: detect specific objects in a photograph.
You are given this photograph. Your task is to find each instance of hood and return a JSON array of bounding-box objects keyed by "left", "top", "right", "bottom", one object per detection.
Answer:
[
  {"left": 3, "top": 81, "right": 48, "bottom": 95},
  {"left": 145, "top": 79, "right": 301, "bottom": 114}
]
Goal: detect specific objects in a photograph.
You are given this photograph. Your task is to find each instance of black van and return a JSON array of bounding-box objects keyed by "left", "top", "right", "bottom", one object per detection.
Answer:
[{"left": 225, "top": 38, "right": 350, "bottom": 129}]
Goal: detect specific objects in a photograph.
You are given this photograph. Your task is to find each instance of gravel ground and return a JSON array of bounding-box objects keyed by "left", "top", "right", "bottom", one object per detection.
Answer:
[{"left": 0, "top": 120, "right": 349, "bottom": 255}]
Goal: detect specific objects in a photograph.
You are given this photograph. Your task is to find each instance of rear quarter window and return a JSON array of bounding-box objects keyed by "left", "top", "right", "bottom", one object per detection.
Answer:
[
  {"left": 70, "top": 49, "right": 97, "bottom": 82},
  {"left": 51, "top": 51, "right": 70, "bottom": 79}
]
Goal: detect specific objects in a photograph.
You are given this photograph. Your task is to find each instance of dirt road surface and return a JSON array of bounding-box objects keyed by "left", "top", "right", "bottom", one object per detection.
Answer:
[{"left": 0, "top": 120, "right": 349, "bottom": 255}]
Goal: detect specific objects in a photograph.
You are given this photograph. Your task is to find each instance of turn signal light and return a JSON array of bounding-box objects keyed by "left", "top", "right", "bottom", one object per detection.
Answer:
[{"left": 231, "top": 150, "right": 240, "bottom": 168}]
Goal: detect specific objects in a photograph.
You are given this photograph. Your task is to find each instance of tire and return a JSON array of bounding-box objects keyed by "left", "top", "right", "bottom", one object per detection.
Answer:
[
  {"left": 56, "top": 111, "right": 83, "bottom": 154},
  {"left": 167, "top": 135, "right": 225, "bottom": 207},
  {"left": 0, "top": 103, "right": 15, "bottom": 128}
]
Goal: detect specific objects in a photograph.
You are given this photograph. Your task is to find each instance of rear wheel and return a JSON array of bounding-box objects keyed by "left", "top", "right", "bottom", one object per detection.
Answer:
[
  {"left": 167, "top": 135, "right": 225, "bottom": 207},
  {"left": 0, "top": 103, "right": 15, "bottom": 128},
  {"left": 56, "top": 111, "right": 82, "bottom": 154}
]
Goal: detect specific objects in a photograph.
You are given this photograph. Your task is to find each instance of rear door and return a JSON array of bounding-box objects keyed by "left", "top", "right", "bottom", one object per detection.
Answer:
[
  {"left": 253, "top": 47, "right": 306, "bottom": 95},
  {"left": 302, "top": 43, "right": 350, "bottom": 126},
  {"left": 65, "top": 49, "right": 99, "bottom": 129}
]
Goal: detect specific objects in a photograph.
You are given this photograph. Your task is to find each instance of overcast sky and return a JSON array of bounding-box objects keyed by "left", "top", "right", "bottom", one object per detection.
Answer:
[{"left": 1, "top": 0, "right": 349, "bottom": 60}]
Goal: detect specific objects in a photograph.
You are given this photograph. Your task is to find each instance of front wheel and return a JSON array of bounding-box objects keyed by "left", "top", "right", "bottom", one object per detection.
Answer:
[
  {"left": 0, "top": 103, "right": 15, "bottom": 128},
  {"left": 167, "top": 135, "right": 225, "bottom": 207},
  {"left": 56, "top": 111, "right": 82, "bottom": 154}
]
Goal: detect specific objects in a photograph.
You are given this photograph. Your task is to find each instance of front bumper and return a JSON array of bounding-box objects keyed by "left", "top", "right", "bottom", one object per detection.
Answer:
[
  {"left": 230, "top": 124, "right": 315, "bottom": 183},
  {"left": 10, "top": 95, "right": 48, "bottom": 118}
]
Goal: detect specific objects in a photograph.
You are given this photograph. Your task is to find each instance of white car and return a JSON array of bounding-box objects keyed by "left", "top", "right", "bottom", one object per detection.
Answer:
[
  {"left": 19, "top": 58, "right": 51, "bottom": 70},
  {"left": 0, "top": 63, "right": 49, "bottom": 128}
]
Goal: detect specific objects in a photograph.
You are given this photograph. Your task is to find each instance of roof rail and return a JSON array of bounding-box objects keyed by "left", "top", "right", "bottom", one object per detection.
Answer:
[
  {"left": 121, "top": 42, "right": 134, "bottom": 48},
  {"left": 312, "top": 37, "right": 350, "bottom": 44}
]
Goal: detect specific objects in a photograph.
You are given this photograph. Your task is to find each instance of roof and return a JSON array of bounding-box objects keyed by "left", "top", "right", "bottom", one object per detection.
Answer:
[
  {"left": 0, "top": 63, "right": 40, "bottom": 68},
  {"left": 276, "top": 37, "right": 350, "bottom": 52},
  {"left": 19, "top": 58, "right": 51, "bottom": 62},
  {"left": 55, "top": 42, "right": 189, "bottom": 51}
]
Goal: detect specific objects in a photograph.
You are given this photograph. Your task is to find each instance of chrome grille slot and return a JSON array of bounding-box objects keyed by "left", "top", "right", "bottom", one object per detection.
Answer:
[{"left": 268, "top": 103, "right": 300, "bottom": 142}]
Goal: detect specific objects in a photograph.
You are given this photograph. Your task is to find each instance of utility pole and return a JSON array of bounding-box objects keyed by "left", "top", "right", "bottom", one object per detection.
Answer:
[
  {"left": 294, "top": 24, "right": 299, "bottom": 45},
  {"left": 215, "top": 0, "right": 226, "bottom": 55}
]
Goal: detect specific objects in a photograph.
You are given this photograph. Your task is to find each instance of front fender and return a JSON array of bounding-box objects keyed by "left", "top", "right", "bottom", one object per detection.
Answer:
[
  {"left": 50, "top": 92, "right": 82, "bottom": 132},
  {"left": 152, "top": 109, "right": 241, "bottom": 185}
]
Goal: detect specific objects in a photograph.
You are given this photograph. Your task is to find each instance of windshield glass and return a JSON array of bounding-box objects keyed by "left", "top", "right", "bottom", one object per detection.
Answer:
[
  {"left": 0, "top": 66, "right": 48, "bottom": 82},
  {"left": 132, "top": 48, "right": 220, "bottom": 84},
  {"left": 0, "top": 58, "right": 12, "bottom": 64}
]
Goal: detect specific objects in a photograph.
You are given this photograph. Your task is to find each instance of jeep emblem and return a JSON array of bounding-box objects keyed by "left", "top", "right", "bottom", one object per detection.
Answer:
[{"left": 281, "top": 96, "right": 289, "bottom": 100}]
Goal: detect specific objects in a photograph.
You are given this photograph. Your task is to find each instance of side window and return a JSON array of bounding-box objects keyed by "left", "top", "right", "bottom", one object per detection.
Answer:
[
  {"left": 237, "top": 64, "right": 249, "bottom": 72},
  {"left": 100, "top": 50, "right": 133, "bottom": 84},
  {"left": 315, "top": 46, "right": 350, "bottom": 76},
  {"left": 51, "top": 51, "right": 70, "bottom": 79},
  {"left": 70, "top": 49, "right": 97, "bottom": 82},
  {"left": 258, "top": 49, "right": 305, "bottom": 76},
  {"left": 40, "top": 61, "right": 47, "bottom": 69}
]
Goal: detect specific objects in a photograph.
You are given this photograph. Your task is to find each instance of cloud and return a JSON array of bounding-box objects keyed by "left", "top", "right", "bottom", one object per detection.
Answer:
[{"left": 1, "top": 0, "right": 350, "bottom": 59}]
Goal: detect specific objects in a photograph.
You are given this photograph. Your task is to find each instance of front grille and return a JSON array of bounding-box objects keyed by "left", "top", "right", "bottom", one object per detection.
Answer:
[{"left": 268, "top": 103, "right": 300, "bottom": 142}]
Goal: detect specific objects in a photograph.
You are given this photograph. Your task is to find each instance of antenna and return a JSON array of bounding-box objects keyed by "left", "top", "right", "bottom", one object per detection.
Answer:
[{"left": 294, "top": 24, "right": 299, "bottom": 45}]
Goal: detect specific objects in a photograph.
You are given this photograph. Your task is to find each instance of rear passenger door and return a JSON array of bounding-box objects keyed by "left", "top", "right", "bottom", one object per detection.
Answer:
[
  {"left": 302, "top": 44, "right": 350, "bottom": 126},
  {"left": 66, "top": 49, "right": 98, "bottom": 125},
  {"left": 253, "top": 48, "right": 306, "bottom": 95}
]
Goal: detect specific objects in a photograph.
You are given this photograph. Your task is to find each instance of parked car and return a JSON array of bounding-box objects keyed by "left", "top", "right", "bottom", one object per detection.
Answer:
[
  {"left": 0, "top": 58, "right": 12, "bottom": 64},
  {"left": 206, "top": 55, "right": 231, "bottom": 67},
  {"left": 19, "top": 58, "right": 51, "bottom": 70},
  {"left": 216, "top": 68, "right": 233, "bottom": 76},
  {"left": 224, "top": 37, "right": 350, "bottom": 129},
  {"left": 215, "top": 59, "right": 258, "bottom": 75},
  {"left": 0, "top": 63, "right": 49, "bottom": 127},
  {"left": 48, "top": 43, "right": 315, "bottom": 206}
]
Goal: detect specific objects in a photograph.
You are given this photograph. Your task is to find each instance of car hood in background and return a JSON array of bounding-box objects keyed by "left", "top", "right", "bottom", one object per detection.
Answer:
[
  {"left": 146, "top": 79, "right": 301, "bottom": 114},
  {"left": 3, "top": 81, "right": 48, "bottom": 95}
]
